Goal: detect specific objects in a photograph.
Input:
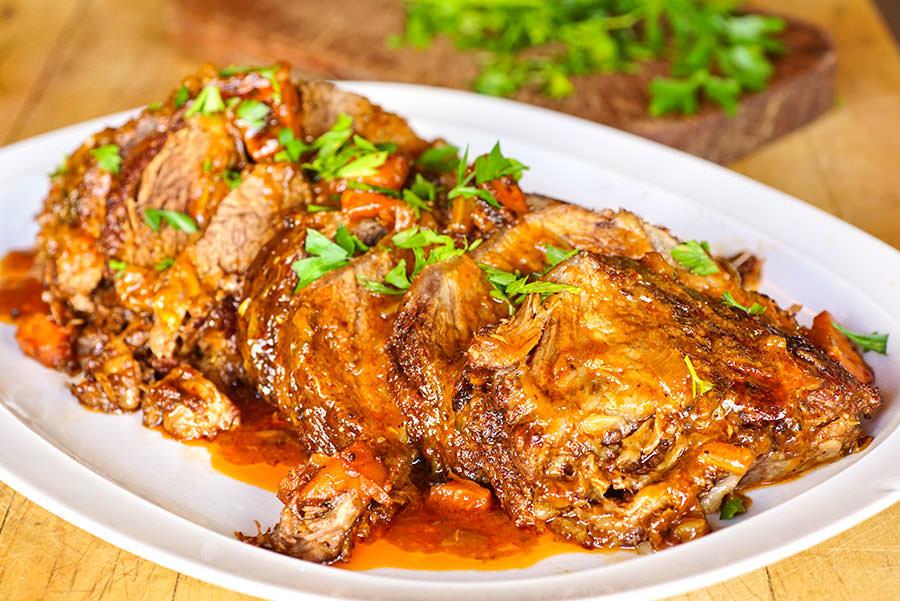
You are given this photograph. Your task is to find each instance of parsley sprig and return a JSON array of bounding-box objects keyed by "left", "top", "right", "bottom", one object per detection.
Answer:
[
  {"left": 832, "top": 322, "right": 889, "bottom": 355},
  {"left": 143, "top": 208, "right": 198, "bottom": 234},
  {"left": 90, "top": 145, "right": 121, "bottom": 174},
  {"left": 448, "top": 143, "right": 528, "bottom": 209},
  {"left": 684, "top": 355, "right": 713, "bottom": 397},
  {"left": 358, "top": 227, "right": 479, "bottom": 295},
  {"left": 479, "top": 264, "right": 579, "bottom": 314},
  {"left": 292, "top": 226, "right": 369, "bottom": 292},
  {"left": 721, "top": 291, "right": 765, "bottom": 315},
  {"left": 274, "top": 114, "right": 393, "bottom": 182},
  {"left": 235, "top": 100, "right": 270, "bottom": 131},
  {"left": 392, "top": 1, "right": 785, "bottom": 116},
  {"left": 185, "top": 85, "right": 225, "bottom": 117},
  {"left": 671, "top": 240, "right": 719, "bottom": 276},
  {"left": 418, "top": 145, "right": 460, "bottom": 172}
]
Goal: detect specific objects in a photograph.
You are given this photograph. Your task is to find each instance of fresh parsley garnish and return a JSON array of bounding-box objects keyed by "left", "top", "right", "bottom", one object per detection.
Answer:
[
  {"left": 544, "top": 244, "right": 577, "bottom": 270},
  {"left": 155, "top": 257, "right": 175, "bottom": 271},
  {"left": 719, "top": 494, "right": 747, "bottom": 520},
  {"left": 221, "top": 169, "right": 242, "bottom": 189},
  {"left": 721, "top": 291, "right": 765, "bottom": 315},
  {"left": 684, "top": 355, "right": 713, "bottom": 397},
  {"left": 359, "top": 227, "right": 479, "bottom": 294},
  {"left": 474, "top": 142, "right": 528, "bottom": 183},
  {"left": 147, "top": 101, "right": 162, "bottom": 111},
  {"left": 448, "top": 143, "right": 528, "bottom": 210},
  {"left": 393, "top": 2, "right": 785, "bottom": 116},
  {"left": 671, "top": 240, "right": 719, "bottom": 275},
  {"left": 108, "top": 259, "right": 126, "bottom": 278},
  {"left": 417, "top": 145, "right": 460, "bottom": 172},
  {"left": 307, "top": 204, "right": 338, "bottom": 213},
  {"left": 235, "top": 100, "right": 270, "bottom": 131},
  {"left": 401, "top": 174, "right": 436, "bottom": 216},
  {"left": 346, "top": 180, "right": 402, "bottom": 199},
  {"left": 90, "top": 145, "right": 121, "bottom": 174},
  {"left": 292, "top": 226, "right": 368, "bottom": 292},
  {"left": 274, "top": 128, "right": 309, "bottom": 163},
  {"left": 202, "top": 159, "right": 212, "bottom": 173},
  {"left": 173, "top": 85, "right": 190, "bottom": 109},
  {"left": 143, "top": 208, "right": 198, "bottom": 234},
  {"left": 299, "top": 114, "right": 390, "bottom": 181},
  {"left": 478, "top": 264, "right": 579, "bottom": 315},
  {"left": 358, "top": 260, "right": 412, "bottom": 295},
  {"left": 832, "top": 322, "right": 889, "bottom": 354},
  {"left": 184, "top": 85, "right": 225, "bottom": 117}
]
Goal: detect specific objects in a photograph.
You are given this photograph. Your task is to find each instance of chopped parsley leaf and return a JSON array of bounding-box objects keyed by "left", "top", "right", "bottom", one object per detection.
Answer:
[
  {"left": 143, "top": 208, "right": 198, "bottom": 234},
  {"left": 671, "top": 240, "right": 719, "bottom": 275},
  {"left": 684, "top": 355, "right": 713, "bottom": 397},
  {"left": 721, "top": 291, "right": 766, "bottom": 315},
  {"left": 544, "top": 244, "right": 577, "bottom": 270},
  {"left": 155, "top": 257, "right": 175, "bottom": 271},
  {"left": 400, "top": 174, "right": 436, "bottom": 216},
  {"left": 275, "top": 128, "right": 309, "bottom": 163},
  {"left": 300, "top": 114, "right": 389, "bottom": 181},
  {"left": 478, "top": 263, "right": 579, "bottom": 315},
  {"left": 719, "top": 494, "right": 747, "bottom": 520},
  {"left": 221, "top": 169, "right": 242, "bottom": 189},
  {"left": 358, "top": 260, "right": 411, "bottom": 295},
  {"left": 235, "top": 100, "right": 270, "bottom": 131},
  {"left": 291, "top": 227, "right": 366, "bottom": 292},
  {"left": 474, "top": 142, "right": 528, "bottom": 183},
  {"left": 832, "top": 322, "right": 889, "bottom": 354},
  {"left": 417, "top": 145, "right": 460, "bottom": 172},
  {"left": 174, "top": 85, "right": 190, "bottom": 109},
  {"left": 90, "top": 145, "right": 121, "bottom": 174},
  {"left": 346, "top": 180, "right": 402, "bottom": 198},
  {"left": 108, "top": 259, "right": 126, "bottom": 278},
  {"left": 307, "top": 204, "right": 338, "bottom": 213},
  {"left": 184, "top": 85, "right": 225, "bottom": 117}
]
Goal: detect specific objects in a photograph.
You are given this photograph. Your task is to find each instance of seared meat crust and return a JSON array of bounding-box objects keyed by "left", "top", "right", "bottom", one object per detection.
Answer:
[{"left": 453, "top": 252, "right": 879, "bottom": 548}]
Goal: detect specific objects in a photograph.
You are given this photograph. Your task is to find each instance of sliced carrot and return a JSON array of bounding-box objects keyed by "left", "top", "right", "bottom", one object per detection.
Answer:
[
  {"left": 808, "top": 310, "right": 874, "bottom": 384},
  {"left": 357, "top": 154, "right": 409, "bottom": 190},
  {"left": 15, "top": 313, "right": 72, "bottom": 369},
  {"left": 482, "top": 177, "right": 528, "bottom": 213},
  {"left": 427, "top": 479, "right": 495, "bottom": 512}
]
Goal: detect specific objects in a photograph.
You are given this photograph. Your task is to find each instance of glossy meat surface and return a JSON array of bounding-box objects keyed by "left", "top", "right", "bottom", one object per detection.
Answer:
[{"left": 453, "top": 252, "right": 879, "bottom": 548}]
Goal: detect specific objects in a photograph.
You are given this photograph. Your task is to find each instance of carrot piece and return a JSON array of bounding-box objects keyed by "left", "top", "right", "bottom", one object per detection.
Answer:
[
  {"left": 298, "top": 442, "right": 392, "bottom": 506},
  {"left": 483, "top": 177, "right": 528, "bottom": 213},
  {"left": 358, "top": 154, "right": 409, "bottom": 189},
  {"left": 15, "top": 313, "right": 72, "bottom": 369},
  {"left": 427, "top": 479, "right": 495, "bottom": 512}
]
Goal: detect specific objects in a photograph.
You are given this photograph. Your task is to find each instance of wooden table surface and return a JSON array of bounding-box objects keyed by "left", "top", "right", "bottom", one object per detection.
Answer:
[{"left": 2, "top": 1, "right": 900, "bottom": 600}]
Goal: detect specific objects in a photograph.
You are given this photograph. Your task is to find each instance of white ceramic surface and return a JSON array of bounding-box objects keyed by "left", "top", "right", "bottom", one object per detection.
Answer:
[{"left": 1, "top": 83, "right": 899, "bottom": 601}]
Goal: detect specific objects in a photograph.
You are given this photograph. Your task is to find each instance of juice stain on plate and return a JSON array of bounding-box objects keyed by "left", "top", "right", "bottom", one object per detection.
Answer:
[
  {"left": 342, "top": 503, "right": 598, "bottom": 571},
  {"left": 182, "top": 392, "right": 306, "bottom": 493}
]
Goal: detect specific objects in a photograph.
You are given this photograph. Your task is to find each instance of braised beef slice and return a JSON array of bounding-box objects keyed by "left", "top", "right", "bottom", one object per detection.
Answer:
[{"left": 452, "top": 252, "right": 879, "bottom": 549}]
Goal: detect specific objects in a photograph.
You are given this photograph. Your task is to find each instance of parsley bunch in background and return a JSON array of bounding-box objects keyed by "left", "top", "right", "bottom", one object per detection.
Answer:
[{"left": 391, "top": 0, "right": 785, "bottom": 116}]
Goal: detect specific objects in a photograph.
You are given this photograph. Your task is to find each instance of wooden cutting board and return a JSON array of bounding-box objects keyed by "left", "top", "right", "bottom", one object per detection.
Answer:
[{"left": 168, "top": 1, "right": 835, "bottom": 164}]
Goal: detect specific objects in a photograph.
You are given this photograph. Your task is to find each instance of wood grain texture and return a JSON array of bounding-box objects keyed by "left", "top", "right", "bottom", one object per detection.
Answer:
[
  {"left": 168, "top": 0, "right": 836, "bottom": 164},
  {"left": 1, "top": 0, "right": 900, "bottom": 600}
]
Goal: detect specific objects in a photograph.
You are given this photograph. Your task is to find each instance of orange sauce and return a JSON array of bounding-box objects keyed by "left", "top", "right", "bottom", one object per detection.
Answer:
[
  {"left": 1, "top": 249, "right": 592, "bottom": 571},
  {"left": 0, "top": 249, "right": 48, "bottom": 324},
  {"left": 183, "top": 393, "right": 307, "bottom": 493},
  {"left": 342, "top": 503, "right": 596, "bottom": 572},
  {"left": 185, "top": 394, "right": 592, "bottom": 570}
]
